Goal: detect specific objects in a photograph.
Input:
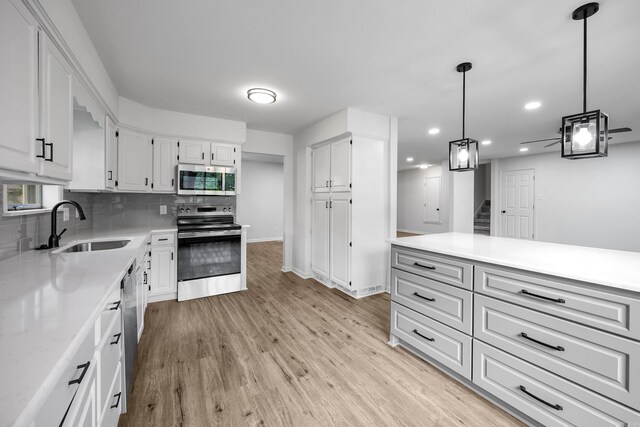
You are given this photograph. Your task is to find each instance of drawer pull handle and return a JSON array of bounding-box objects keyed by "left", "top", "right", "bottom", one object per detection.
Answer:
[
  {"left": 413, "top": 262, "right": 436, "bottom": 270},
  {"left": 413, "top": 292, "right": 435, "bottom": 302},
  {"left": 413, "top": 329, "right": 435, "bottom": 342},
  {"left": 518, "top": 386, "right": 563, "bottom": 411},
  {"left": 68, "top": 361, "right": 90, "bottom": 385},
  {"left": 158, "top": 238, "right": 169, "bottom": 241},
  {"left": 110, "top": 332, "right": 122, "bottom": 345},
  {"left": 109, "top": 300, "right": 121, "bottom": 311},
  {"left": 111, "top": 392, "right": 122, "bottom": 409},
  {"left": 520, "top": 332, "right": 564, "bottom": 351},
  {"left": 521, "top": 289, "right": 565, "bottom": 304}
]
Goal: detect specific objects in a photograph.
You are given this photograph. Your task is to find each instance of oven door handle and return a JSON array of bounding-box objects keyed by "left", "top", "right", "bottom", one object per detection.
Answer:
[{"left": 178, "top": 230, "right": 242, "bottom": 239}]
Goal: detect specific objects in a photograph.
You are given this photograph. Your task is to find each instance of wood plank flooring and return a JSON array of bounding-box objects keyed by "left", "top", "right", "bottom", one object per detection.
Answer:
[
  {"left": 396, "top": 231, "right": 422, "bottom": 238},
  {"left": 119, "top": 241, "right": 523, "bottom": 426}
]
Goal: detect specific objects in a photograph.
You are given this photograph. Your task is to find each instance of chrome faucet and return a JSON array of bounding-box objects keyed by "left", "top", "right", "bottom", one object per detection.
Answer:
[{"left": 48, "top": 200, "right": 87, "bottom": 248}]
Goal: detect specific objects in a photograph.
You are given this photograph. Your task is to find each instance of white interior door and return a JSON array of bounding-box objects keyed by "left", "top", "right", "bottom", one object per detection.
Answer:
[
  {"left": 312, "top": 194, "right": 330, "bottom": 277},
  {"left": 312, "top": 145, "right": 331, "bottom": 192},
  {"left": 330, "top": 193, "right": 351, "bottom": 288},
  {"left": 330, "top": 138, "right": 351, "bottom": 192},
  {"left": 501, "top": 169, "right": 535, "bottom": 240},
  {"left": 423, "top": 176, "right": 442, "bottom": 223}
]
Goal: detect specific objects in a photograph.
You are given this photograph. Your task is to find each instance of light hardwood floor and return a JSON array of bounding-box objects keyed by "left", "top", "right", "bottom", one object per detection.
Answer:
[
  {"left": 396, "top": 231, "right": 422, "bottom": 238},
  {"left": 119, "top": 241, "right": 523, "bottom": 426}
]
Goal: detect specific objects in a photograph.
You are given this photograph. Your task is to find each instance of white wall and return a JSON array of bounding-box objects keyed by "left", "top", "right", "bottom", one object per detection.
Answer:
[
  {"left": 397, "top": 164, "right": 450, "bottom": 234},
  {"left": 492, "top": 141, "right": 640, "bottom": 252},
  {"left": 450, "top": 169, "right": 474, "bottom": 233},
  {"left": 236, "top": 158, "right": 284, "bottom": 242}
]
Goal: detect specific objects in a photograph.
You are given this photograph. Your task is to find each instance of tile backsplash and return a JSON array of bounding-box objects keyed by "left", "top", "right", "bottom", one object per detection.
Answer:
[{"left": 0, "top": 186, "right": 235, "bottom": 261}]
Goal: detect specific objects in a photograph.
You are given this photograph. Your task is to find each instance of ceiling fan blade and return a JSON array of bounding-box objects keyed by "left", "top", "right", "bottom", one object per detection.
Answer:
[
  {"left": 544, "top": 140, "right": 561, "bottom": 148},
  {"left": 608, "top": 127, "right": 632, "bottom": 134},
  {"left": 520, "top": 137, "right": 561, "bottom": 145}
]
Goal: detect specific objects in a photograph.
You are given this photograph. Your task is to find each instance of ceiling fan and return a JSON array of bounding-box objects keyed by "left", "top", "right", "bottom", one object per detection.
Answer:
[{"left": 519, "top": 2, "right": 632, "bottom": 153}]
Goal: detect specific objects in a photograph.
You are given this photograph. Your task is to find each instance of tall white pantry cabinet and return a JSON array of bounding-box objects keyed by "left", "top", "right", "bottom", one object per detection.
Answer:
[{"left": 311, "top": 135, "right": 387, "bottom": 298}]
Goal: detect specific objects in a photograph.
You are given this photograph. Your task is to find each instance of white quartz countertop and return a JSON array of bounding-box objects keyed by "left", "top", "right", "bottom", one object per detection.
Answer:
[
  {"left": 0, "top": 226, "right": 176, "bottom": 427},
  {"left": 388, "top": 233, "right": 640, "bottom": 294}
]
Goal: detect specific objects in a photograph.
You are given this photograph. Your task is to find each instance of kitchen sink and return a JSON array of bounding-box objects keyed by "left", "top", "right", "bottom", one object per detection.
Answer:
[{"left": 57, "top": 239, "right": 131, "bottom": 253}]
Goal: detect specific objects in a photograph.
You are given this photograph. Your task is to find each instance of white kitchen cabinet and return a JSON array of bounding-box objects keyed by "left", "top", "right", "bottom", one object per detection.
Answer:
[
  {"left": 117, "top": 128, "right": 151, "bottom": 192},
  {"left": 329, "top": 138, "right": 351, "bottom": 192},
  {"left": 312, "top": 144, "right": 331, "bottom": 192},
  {"left": 105, "top": 117, "right": 118, "bottom": 189},
  {"left": 178, "top": 139, "right": 208, "bottom": 165},
  {"left": 311, "top": 136, "right": 386, "bottom": 298},
  {"left": 0, "top": 0, "right": 39, "bottom": 174},
  {"left": 152, "top": 136, "right": 177, "bottom": 192},
  {"left": 312, "top": 194, "right": 330, "bottom": 278},
  {"left": 38, "top": 32, "right": 74, "bottom": 181},
  {"left": 210, "top": 143, "right": 232, "bottom": 166},
  {"left": 64, "top": 361, "right": 97, "bottom": 427},
  {"left": 149, "top": 233, "right": 177, "bottom": 302}
]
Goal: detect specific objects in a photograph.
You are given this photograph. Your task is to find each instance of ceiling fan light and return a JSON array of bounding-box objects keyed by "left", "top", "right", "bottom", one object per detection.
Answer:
[{"left": 561, "top": 110, "right": 608, "bottom": 159}]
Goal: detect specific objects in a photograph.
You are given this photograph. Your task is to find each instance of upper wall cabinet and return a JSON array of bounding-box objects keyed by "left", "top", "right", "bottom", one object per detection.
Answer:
[
  {"left": 0, "top": 0, "right": 40, "bottom": 174},
  {"left": 105, "top": 116, "right": 118, "bottom": 189},
  {"left": 152, "top": 136, "right": 177, "bottom": 192},
  {"left": 178, "top": 140, "right": 208, "bottom": 165},
  {"left": 117, "top": 128, "right": 151, "bottom": 192},
  {"left": 38, "top": 33, "right": 74, "bottom": 180},
  {"left": 312, "top": 137, "right": 351, "bottom": 193},
  {"left": 211, "top": 143, "right": 237, "bottom": 166}
]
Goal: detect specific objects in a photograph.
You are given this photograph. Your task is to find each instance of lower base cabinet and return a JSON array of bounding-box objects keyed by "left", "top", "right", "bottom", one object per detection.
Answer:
[
  {"left": 100, "top": 363, "right": 123, "bottom": 427},
  {"left": 65, "top": 362, "right": 98, "bottom": 427},
  {"left": 148, "top": 233, "right": 177, "bottom": 302}
]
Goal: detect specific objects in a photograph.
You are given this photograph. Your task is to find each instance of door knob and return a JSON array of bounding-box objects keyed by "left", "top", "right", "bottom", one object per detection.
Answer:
[{"left": 501, "top": 210, "right": 506, "bottom": 213}]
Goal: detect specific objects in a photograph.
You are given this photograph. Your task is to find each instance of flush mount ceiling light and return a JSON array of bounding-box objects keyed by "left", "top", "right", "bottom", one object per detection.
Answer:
[
  {"left": 419, "top": 164, "right": 429, "bottom": 169},
  {"left": 247, "top": 88, "right": 276, "bottom": 104},
  {"left": 449, "top": 62, "right": 479, "bottom": 172},
  {"left": 481, "top": 140, "right": 492, "bottom": 145},
  {"left": 520, "top": 147, "right": 529, "bottom": 152},
  {"left": 428, "top": 128, "right": 440, "bottom": 135},
  {"left": 524, "top": 101, "right": 542, "bottom": 110},
  {"left": 561, "top": 2, "right": 609, "bottom": 159},
  {"left": 406, "top": 157, "right": 414, "bottom": 162}
]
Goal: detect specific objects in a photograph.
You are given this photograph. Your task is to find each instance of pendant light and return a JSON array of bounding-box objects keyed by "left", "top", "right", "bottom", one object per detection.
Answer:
[
  {"left": 561, "top": 2, "right": 608, "bottom": 159},
  {"left": 449, "top": 62, "right": 479, "bottom": 171}
]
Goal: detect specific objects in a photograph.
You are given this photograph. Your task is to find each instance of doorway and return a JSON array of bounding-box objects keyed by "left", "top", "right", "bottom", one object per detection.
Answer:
[
  {"left": 473, "top": 163, "right": 491, "bottom": 235},
  {"left": 500, "top": 168, "right": 535, "bottom": 240}
]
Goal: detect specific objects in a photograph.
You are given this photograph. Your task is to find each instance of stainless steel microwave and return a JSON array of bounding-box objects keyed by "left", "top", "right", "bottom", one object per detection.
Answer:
[{"left": 177, "top": 164, "right": 236, "bottom": 195}]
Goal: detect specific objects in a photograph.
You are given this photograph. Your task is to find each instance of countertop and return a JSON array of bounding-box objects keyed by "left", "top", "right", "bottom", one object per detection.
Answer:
[
  {"left": 388, "top": 232, "right": 640, "bottom": 294},
  {"left": 0, "top": 226, "right": 176, "bottom": 427}
]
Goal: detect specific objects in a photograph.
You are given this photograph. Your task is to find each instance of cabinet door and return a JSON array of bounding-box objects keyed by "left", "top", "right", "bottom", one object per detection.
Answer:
[
  {"left": 104, "top": 117, "right": 118, "bottom": 189},
  {"left": 312, "top": 145, "right": 331, "bottom": 192},
  {"left": 136, "top": 267, "right": 144, "bottom": 341},
  {"left": 178, "top": 139, "right": 208, "bottom": 165},
  {"left": 150, "top": 246, "right": 176, "bottom": 296},
  {"left": 65, "top": 361, "right": 98, "bottom": 427},
  {"left": 38, "top": 32, "right": 74, "bottom": 180},
  {"left": 231, "top": 144, "right": 241, "bottom": 194},
  {"left": 330, "top": 193, "right": 351, "bottom": 288},
  {"left": 312, "top": 194, "right": 330, "bottom": 277},
  {"left": 152, "top": 137, "right": 177, "bottom": 192},
  {"left": 210, "top": 143, "right": 233, "bottom": 166},
  {"left": 0, "top": 0, "right": 39, "bottom": 174},
  {"left": 117, "top": 128, "right": 151, "bottom": 192},
  {"left": 330, "top": 138, "right": 351, "bottom": 192},
  {"left": 423, "top": 176, "right": 441, "bottom": 223}
]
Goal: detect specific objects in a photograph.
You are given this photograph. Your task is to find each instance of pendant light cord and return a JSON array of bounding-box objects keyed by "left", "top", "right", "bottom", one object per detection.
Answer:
[
  {"left": 583, "top": 16, "right": 587, "bottom": 113},
  {"left": 462, "top": 70, "right": 466, "bottom": 139}
]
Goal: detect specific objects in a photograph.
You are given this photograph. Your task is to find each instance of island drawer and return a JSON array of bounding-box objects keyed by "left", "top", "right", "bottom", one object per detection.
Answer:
[
  {"left": 391, "top": 269, "right": 472, "bottom": 335},
  {"left": 474, "top": 340, "right": 640, "bottom": 426},
  {"left": 391, "top": 246, "right": 473, "bottom": 290},
  {"left": 391, "top": 302, "right": 472, "bottom": 379},
  {"left": 475, "top": 265, "right": 640, "bottom": 340},
  {"left": 474, "top": 294, "right": 640, "bottom": 410}
]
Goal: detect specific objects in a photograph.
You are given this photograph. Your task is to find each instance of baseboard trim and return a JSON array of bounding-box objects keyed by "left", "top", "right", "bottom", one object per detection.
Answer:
[
  {"left": 148, "top": 291, "right": 177, "bottom": 303},
  {"left": 291, "top": 267, "right": 312, "bottom": 279},
  {"left": 281, "top": 265, "right": 292, "bottom": 273},
  {"left": 247, "top": 237, "right": 283, "bottom": 243}
]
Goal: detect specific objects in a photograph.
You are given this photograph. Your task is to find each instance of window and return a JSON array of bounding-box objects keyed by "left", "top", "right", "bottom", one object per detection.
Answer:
[
  {"left": 2, "top": 184, "right": 62, "bottom": 216},
  {"left": 5, "top": 184, "right": 43, "bottom": 211}
]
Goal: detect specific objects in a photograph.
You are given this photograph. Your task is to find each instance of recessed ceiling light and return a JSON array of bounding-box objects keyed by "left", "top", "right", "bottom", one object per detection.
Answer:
[
  {"left": 406, "top": 157, "right": 414, "bottom": 162},
  {"left": 524, "top": 101, "right": 541, "bottom": 110},
  {"left": 419, "top": 164, "right": 429, "bottom": 169},
  {"left": 428, "top": 128, "right": 440, "bottom": 135},
  {"left": 247, "top": 88, "right": 276, "bottom": 104},
  {"left": 520, "top": 147, "right": 529, "bottom": 152},
  {"left": 481, "top": 140, "right": 492, "bottom": 145}
]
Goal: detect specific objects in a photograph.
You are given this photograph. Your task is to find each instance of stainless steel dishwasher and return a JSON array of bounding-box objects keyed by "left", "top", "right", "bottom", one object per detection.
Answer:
[{"left": 121, "top": 261, "right": 138, "bottom": 412}]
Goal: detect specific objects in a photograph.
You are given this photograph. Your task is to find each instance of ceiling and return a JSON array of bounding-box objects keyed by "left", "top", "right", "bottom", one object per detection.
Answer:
[{"left": 71, "top": 0, "right": 640, "bottom": 168}]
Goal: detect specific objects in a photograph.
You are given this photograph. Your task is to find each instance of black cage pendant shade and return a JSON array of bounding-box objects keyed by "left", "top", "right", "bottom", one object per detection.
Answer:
[
  {"left": 561, "top": 2, "right": 608, "bottom": 159},
  {"left": 449, "top": 62, "right": 479, "bottom": 171}
]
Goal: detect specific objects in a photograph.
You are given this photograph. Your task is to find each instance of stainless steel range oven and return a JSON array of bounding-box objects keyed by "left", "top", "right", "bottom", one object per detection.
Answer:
[{"left": 177, "top": 204, "right": 245, "bottom": 301}]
